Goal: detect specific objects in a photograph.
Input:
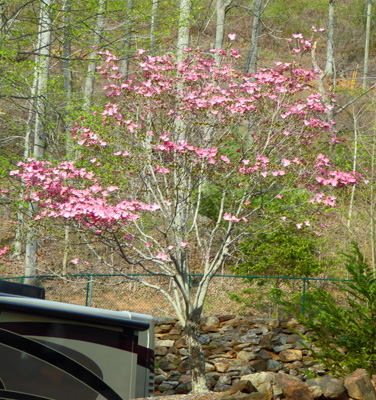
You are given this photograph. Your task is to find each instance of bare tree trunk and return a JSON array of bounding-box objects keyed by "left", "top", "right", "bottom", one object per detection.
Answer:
[
  {"left": 371, "top": 133, "right": 376, "bottom": 271},
  {"left": 363, "top": 0, "right": 372, "bottom": 90},
  {"left": 176, "top": 0, "right": 191, "bottom": 64},
  {"left": 25, "top": 0, "right": 53, "bottom": 284},
  {"left": 62, "top": 0, "right": 73, "bottom": 275},
  {"left": 83, "top": 0, "right": 106, "bottom": 110},
  {"left": 214, "top": 0, "right": 232, "bottom": 64},
  {"left": 0, "top": 1, "right": 5, "bottom": 44},
  {"left": 13, "top": 22, "right": 42, "bottom": 259},
  {"left": 120, "top": 0, "right": 133, "bottom": 79},
  {"left": 150, "top": 0, "right": 158, "bottom": 56},
  {"left": 245, "top": 0, "right": 263, "bottom": 74},
  {"left": 324, "top": 0, "right": 335, "bottom": 77},
  {"left": 184, "top": 317, "right": 208, "bottom": 393},
  {"left": 347, "top": 108, "right": 358, "bottom": 230}
]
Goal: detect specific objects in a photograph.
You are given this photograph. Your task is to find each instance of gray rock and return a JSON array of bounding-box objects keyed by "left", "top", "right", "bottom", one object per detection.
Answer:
[
  {"left": 237, "top": 350, "right": 257, "bottom": 362},
  {"left": 198, "top": 334, "right": 211, "bottom": 344},
  {"left": 213, "top": 381, "right": 232, "bottom": 392},
  {"left": 201, "top": 316, "right": 220, "bottom": 332},
  {"left": 307, "top": 375, "right": 346, "bottom": 399},
  {"left": 154, "top": 374, "right": 168, "bottom": 384},
  {"left": 155, "top": 339, "right": 175, "bottom": 347},
  {"left": 239, "top": 333, "right": 261, "bottom": 345},
  {"left": 266, "top": 359, "right": 281, "bottom": 372},
  {"left": 272, "top": 344, "right": 294, "bottom": 353},
  {"left": 158, "top": 381, "right": 179, "bottom": 392},
  {"left": 175, "top": 381, "right": 192, "bottom": 394}
]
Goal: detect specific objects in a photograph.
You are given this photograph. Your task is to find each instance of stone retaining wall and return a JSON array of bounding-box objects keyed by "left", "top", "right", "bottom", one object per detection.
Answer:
[{"left": 153, "top": 315, "right": 376, "bottom": 400}]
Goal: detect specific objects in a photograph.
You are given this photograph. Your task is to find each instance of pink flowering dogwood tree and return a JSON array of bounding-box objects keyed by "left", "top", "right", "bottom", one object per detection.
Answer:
[{"left": 12, "top": 47, "right": 363, "bottom": 392}]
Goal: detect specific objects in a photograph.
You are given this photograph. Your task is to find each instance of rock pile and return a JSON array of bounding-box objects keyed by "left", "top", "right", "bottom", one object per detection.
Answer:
[{"left": 154, "top": 315, "right": 376, "bottom": 399}]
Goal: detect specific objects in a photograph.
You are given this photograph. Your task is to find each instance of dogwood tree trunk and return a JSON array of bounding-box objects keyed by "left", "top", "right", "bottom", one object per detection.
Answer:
[{"left": 184, "top": 317, "right": 208, "bottom": 393}]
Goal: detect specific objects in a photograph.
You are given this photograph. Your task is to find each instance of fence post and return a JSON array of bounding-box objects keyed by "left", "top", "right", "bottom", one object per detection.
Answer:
[
  {"left": 86, "top": 275, "right": 93, "bottom": 307},
  {"left": 302, "top": 278, "right": 306, "bottom": 315}
]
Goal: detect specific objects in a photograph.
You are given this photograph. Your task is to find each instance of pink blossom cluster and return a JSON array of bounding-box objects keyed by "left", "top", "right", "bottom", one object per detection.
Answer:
[{"left": 11, "top": 159, "right": 160, "bottom": 229}]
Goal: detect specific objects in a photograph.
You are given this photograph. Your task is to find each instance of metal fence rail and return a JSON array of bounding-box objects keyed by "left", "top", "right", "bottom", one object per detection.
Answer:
[{"left": 0, "top": 273, "right": 344, "bottom": 318}]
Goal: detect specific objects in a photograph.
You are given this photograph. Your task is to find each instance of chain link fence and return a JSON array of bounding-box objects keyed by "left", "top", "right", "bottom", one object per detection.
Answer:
[{"left": 1, "top": 273, "right": 342, "bottom": 318}]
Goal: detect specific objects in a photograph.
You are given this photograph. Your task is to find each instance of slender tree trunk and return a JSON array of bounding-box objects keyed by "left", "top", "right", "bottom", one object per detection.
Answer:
[
  {"left": 176, "top": 0, "right": 191, "bottom": 64},
  {"left": 371, "top": 133, "right": 376, "bottom": 271},
  {"left": 363, "top": 0, "right": 372, "bottom": 90},
  {"left": 121, "top": 0, "right": 133, "bottom": 79},
  {"left": 13, "top": 28, "right": 42, "bottom": 259},
  {"left": 83, "top": 0, "right": 106, "bottom": 110},
  {"left": 0, "top": 1, "right": 5, "bottom": 44},
  {"left": 184, "top": 317, "right": 208, "bottom": 393},
  {"left": 150, "top": 0, "right": 158, "bottom": 56},
  {"left": 214, "top": 0, "right": 231, "bottom": 64},
  {"left": 347, "top": 108, "right": 358, "bottom": 230},
  {"left": 62, "top": 0, "right": 73, "bottom": 275},
  {"left": 324, "top": 0, "right": 335, "bottom": 77},
  {"left": 245, "top": 0, "right": 263, "bottom": 74},
  {"left": 24, "top": 0, "right": 53, "bottom": 284}
]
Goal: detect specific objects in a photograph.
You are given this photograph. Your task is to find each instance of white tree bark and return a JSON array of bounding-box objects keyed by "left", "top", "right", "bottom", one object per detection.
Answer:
[
  {"left": 25, "top": 0, "right": 53, "bottom": 283},
  {"left": 347, "top": 107, "right": 358, "bottom": 230},
  {"left": 83, "top": 0, "right": 106, "bottom": 110},
  {"left": 62, "top": 0, "right": 73, "bottom": 275},
  {"left": 176, "top": 0, "right": 191, "bottom": 64},
  {"left": 245, "top": 0, "right": 263, "bottom": 75},
  {"left": 363, "top": 0, "right": 372, "bottom": 90},
  {"left": 150, "top": 0, "right": 158, "bottom": 56}
]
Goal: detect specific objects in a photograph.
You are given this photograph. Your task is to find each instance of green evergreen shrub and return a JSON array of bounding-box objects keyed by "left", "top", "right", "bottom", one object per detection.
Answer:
[{"left": 294, "top": 243, "right": 376, "bottom": 376}]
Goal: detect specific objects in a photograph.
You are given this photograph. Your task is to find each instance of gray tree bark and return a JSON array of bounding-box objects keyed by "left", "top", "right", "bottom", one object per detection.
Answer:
[
  {"left": 324, "top": 0, "right": 335, "bottom": 77},
  {"left": 150, "top": 0, "right": 158, "bottom": 56},
  {"left": 245, "top": 0, "right": 263, "bottom": 75},
  {"left": 214, "top": 0, "right": 232, "bottom": 64},
  {"left": 120, "top": 0, "right": 133, "bottom": 79},
  {"left": 83, "top": 0, "right": 106, "bottom": 110},
  {"left": 25, "top": 0, "right": 54, "bottom": 284},
  {"left": 363, "top": 0, "right": 372, "bottom": 90}
]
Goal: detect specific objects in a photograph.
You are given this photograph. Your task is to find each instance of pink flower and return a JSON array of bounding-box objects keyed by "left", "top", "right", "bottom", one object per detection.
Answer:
[
  {"left": 71, "top": 258, "right": 79, "bottom": 265},
  {"left": 0, "top": 247, "right": 9, "bottom": 256},
  {"left": 156, "top": 253, "right": 168, "bottom": 261},
  {"left": 296, "top": 223, "right": 303, "bottom": 229},
  {"left": 220, "top": 155, "right": 230, "bottom": 164},
  {"left": 180, "top": 242, "right": 189, "bottom": 248},
  {"left": 223, "top": 213, "right": 240, "bottom": 223},
  {"left": 228, "top": 33, "right": 236, "bottom": 41}
]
